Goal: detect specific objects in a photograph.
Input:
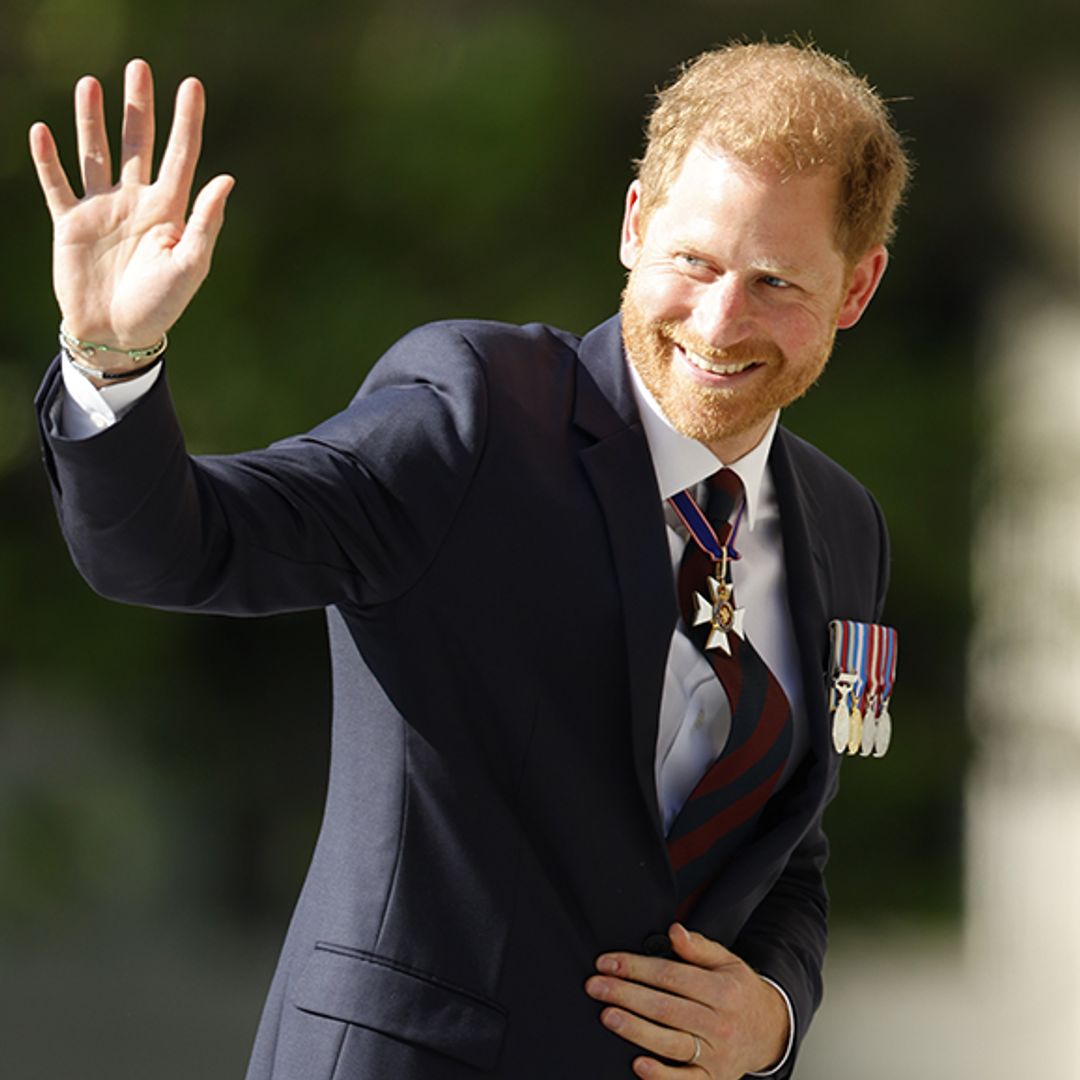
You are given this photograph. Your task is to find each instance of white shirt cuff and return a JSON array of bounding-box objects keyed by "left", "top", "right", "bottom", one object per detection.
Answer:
[
  {"left": 57, "top": 352, "right": 163, "bottom": 439},
  {"left": 746, "top": 975, "right": 795, "bottom": 1076}
]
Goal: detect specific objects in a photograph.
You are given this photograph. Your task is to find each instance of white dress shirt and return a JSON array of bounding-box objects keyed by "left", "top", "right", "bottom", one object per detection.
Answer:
[{"left": 56, "top": 353, "right": 163, "bottom": 437}]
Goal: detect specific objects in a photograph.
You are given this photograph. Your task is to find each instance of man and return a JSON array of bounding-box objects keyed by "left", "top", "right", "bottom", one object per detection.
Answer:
[{"left": 30, "top": 41, "right": 908, "bottom": 1079}]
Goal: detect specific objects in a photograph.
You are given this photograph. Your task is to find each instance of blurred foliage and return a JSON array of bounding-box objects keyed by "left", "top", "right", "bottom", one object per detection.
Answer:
[{"left": 3, "top": 0, "right": 1079, "bottom": 952}]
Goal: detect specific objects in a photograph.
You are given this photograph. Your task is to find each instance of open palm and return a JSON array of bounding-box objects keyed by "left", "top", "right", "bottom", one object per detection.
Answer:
[{"left": 29, "top": 59, "right": 233, "bottom": 358}]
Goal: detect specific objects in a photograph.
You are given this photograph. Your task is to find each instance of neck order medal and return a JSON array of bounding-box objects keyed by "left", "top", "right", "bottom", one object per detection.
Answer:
[{"left": 692, "top": 548, "right": 746, "bottom": 655}]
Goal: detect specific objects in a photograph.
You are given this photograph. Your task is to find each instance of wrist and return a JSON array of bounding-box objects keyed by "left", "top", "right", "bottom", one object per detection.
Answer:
[
  {"left": 58, "top": 321, "right": 167, "bottom": 383},
  {"left": 746, "top": 975, "right": 795, "bottom": 1077}
]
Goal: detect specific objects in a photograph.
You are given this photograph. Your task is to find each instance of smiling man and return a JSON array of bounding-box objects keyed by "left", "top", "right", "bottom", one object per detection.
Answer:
[{"left": 32, "top": 39, "right": 908, "bottom": 1080}]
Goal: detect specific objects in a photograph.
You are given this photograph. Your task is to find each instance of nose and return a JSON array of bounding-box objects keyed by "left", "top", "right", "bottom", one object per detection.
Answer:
[{"left": 693, "top": 274, "right": 754, "bottom": 348}]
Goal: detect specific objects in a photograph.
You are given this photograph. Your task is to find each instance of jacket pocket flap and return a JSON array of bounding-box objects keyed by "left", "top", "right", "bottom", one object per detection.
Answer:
[{"left": 294, "top": 942, "right": 507, "bottom": 1071}]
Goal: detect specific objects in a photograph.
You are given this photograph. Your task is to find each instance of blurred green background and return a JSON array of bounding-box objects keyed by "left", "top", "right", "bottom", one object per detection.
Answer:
[{"left": 2, "top": 0, "right": 1077, "bottom": 1075}]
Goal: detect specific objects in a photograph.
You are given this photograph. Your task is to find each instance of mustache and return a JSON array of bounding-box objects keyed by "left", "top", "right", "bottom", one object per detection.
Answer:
[{"left": 654, "top": 321, "right": 784, "bottom": 365}]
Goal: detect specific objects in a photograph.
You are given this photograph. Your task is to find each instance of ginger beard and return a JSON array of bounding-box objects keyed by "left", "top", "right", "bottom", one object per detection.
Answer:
[{"left": 620, "top": 278, "right": 838, "bottom": 453}]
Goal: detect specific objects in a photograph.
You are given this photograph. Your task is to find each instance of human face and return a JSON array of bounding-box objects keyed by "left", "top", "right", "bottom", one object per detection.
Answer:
[{"left": 619, "top": 144, "right": 887, "bottom": 462}]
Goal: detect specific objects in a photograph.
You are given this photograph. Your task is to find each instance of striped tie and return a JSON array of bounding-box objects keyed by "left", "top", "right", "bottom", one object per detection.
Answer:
[{"left": 666, "top": 469, "right": 794, "bottom": 918}]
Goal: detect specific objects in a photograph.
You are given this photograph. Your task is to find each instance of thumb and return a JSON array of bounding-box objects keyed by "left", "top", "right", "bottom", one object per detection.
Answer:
[
  {"left": 669, "top": 922, "right": 738, "bottom": 968},
  {"left": 175, "top": 173, "right": 235, "bottom": 273}
]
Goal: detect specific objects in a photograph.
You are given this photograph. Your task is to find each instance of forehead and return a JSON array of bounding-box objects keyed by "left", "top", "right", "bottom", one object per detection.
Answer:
[{"left": 649, "top": 144, "right": 843, "bottom": 260}]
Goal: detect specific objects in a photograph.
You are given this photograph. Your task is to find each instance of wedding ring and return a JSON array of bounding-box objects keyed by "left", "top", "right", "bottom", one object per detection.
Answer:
[{"left": 687, "top": 1033, "right": 702, "bottom": 1066}]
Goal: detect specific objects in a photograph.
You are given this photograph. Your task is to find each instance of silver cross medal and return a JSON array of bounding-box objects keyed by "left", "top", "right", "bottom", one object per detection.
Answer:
[{"left": 692, "top": 548, "right": 745, "bottom": 655}]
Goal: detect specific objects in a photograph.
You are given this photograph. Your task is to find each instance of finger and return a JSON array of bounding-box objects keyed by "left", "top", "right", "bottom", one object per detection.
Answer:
[
  {"left": 597, "top": 1005, "right": 702, "bottom": 1067},
  {"left": 28, "top": 122, "right": 78, "bottom": 216},
  {"left": 119, "top": 58, "right": 155, "bottom": 184},
  {"left": 172, "top": 173, "right": 235, "bottom": 274},
  {"left": 669, "top": 922, "right": 737, "bottom": 969},
  {"left": 595, "top": 951, "right": 714, "bottom": 1002},
  {"left": 586, "top": 973, "right": 711, "bottom": 1034},
  {"left": 74, "top": 75, "right": 112, "bottom": 194},
  {"left": 630, "top": 1055, "right": 705, "bottom": 1079},
  {"left": 157, "top": 76, "right": 205, "bottom": 206}
]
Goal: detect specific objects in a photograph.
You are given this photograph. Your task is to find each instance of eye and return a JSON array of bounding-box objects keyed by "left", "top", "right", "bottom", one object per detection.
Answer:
[
  {"left": 674, "top": 252, "right": 712, "bottom": 275},
  {"left": 760, "top": 274, "right": 792, "bottom": 289}
]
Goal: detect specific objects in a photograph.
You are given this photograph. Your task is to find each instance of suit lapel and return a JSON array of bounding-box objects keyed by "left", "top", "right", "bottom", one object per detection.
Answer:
[
  {"left": 574, "top": 316, "right": 677, "bottom": 841},
  {"left": 770, "top": 428, "right": 832, "bottom": 773}
]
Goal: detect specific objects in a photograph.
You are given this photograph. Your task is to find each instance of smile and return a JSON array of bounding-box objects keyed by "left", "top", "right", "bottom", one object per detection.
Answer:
[{"left": 674, "top": 345, "right": 760, "bottom": 378}]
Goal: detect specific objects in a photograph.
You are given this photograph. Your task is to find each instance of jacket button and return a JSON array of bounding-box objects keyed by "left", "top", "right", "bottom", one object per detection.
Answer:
[{"left": 642, "top": 933, "right": 672, "bottom": 957}]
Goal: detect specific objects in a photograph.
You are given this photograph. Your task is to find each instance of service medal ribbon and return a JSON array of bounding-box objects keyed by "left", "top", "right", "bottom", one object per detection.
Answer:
[{"left": 828, "top": 619, "right": 899, "bottom": 759}]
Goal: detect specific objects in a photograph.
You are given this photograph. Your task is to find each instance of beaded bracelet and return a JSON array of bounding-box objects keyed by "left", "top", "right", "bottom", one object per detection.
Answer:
[
  {"left": 58, "top": 321, "right": 168, "bottom": 380},
  {"left": 62, "top": 345, "right": 166, "bottom": 381}
]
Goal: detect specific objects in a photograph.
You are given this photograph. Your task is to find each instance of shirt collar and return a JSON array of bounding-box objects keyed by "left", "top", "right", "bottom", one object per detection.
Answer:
[{"left": 628, "top": 361, "right": 778, "bottom": 531}]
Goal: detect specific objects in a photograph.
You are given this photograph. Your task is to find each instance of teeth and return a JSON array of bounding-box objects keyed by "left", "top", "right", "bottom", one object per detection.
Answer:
[{"left": 679, "top": 346, "right": 756, "bottom": 376}]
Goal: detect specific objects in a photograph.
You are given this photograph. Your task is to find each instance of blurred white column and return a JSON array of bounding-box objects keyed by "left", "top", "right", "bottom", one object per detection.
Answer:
[{"left": 967, "top": 83, "right": 1080, "bottom": 1077}]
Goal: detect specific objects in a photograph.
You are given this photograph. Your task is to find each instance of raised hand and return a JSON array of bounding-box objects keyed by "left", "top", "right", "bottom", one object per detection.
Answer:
[
  {"left": 585, "top": 923, "right": 790, "bottom": 1078},
  {"left": 29, "top": 58, "right": 234, "bottom": 367}
]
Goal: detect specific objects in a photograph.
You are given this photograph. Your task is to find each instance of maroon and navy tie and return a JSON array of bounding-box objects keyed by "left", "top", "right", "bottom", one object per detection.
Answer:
[{"left": 665, "top": 469, "right": 794, "bottom": 918}]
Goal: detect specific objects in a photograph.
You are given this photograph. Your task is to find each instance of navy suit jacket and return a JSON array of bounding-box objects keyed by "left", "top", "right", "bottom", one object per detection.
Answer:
[{"left": 37, "top": 314, "right": 889, "bottom": 1079}]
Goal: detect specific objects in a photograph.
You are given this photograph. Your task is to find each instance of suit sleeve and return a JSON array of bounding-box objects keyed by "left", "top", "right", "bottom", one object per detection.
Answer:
[
  {"left": 870, "top": 489, "right": 891, "bottom": 622},
  {"left": 728, "top": 799, "right": 832, "bottom": 1078},
  {"left": 35, "top": 323, "right": 489, "bottom": 616}
]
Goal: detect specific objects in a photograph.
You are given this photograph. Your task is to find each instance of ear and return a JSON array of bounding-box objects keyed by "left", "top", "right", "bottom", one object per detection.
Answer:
[
  {"left": 836, "top": 245, "right": 888, "bottom": 330},
  {"left": 619, "top": 180, "right": 645, "bottom": 269}
]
